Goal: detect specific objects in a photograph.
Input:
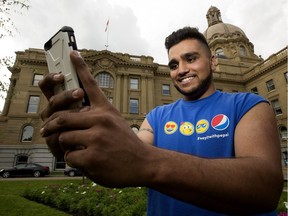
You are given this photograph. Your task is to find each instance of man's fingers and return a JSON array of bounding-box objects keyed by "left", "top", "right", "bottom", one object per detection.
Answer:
[
  {"left": 41, "top": 109, "right": 93, "bottom": 137},
  {"left": 40, "top": 88, "right": 85, "bottom": 121},
  {"left": 38, "top": 73, "right": 64, "bottom": 100},
  {"left": 60, "top": 131, "right": 88, "bottom": 152},
  {"left": 70, "top": 51, "right": 109, "bottom": 106},
  {"left": 45, "top": 133, "right": 65, "bottom": 158},
  {"left": 64, "top": 149, "right": 87, "bottom": 170}
]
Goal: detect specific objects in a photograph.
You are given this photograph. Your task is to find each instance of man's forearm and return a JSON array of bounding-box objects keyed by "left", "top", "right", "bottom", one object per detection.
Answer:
[{"left": 145, "top": 147, "right": 283, "bottom": 214}]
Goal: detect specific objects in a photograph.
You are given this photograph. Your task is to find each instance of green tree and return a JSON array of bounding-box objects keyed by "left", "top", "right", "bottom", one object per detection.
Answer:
[{"left": 0, "top": 0, "right": 30, "bottom": 95}]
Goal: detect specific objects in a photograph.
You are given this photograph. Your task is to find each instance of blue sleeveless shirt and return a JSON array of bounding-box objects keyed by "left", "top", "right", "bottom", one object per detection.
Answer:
[{"left": 146, "top": 91, "right": 276, "bottom": 216}]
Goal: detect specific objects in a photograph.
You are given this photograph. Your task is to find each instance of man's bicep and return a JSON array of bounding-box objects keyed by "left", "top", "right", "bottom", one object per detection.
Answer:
[
  {"left": 137, "top": 118, "right": 154, "bottom": 145},
  {"left": 234, "top": 102, "right": 281, "bottom": 163}
]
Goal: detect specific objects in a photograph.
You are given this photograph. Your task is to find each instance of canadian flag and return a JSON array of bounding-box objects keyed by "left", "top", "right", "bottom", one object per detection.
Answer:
[{"left": 105, "top": 19, "right": 109, "bottom": 32}]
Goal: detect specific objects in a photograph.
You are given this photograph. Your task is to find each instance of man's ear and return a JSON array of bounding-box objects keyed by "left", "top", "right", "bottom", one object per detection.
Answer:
[{"left": 210, "top": 55, "right": 216, "bottom": 71}]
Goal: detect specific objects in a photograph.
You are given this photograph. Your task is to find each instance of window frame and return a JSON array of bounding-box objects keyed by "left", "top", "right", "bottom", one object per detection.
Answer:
[
  {"left": 271, "top": 99, "right": 282, "bottom": 115},
  {"left": 280, "top": 126, "right": 287, "bottom": 139},
  {"left": 129, "top": 98, "right": 139, "bottom": 114},
  {"left": 130, "top": 78, "right": 139, "bottom": 90},
  {"left": 26, "top": 95, "right": 40, "bottom": 113},
  {"left": 266, "top": 79, "right": 275, "bottom": 92},
  {"left": 215, "top": 48, "right": 224, "bottom": 57},
  {"left": 96, "top": 72, "right": 114, "bottom": 88},
  {"left": 251, "top": 87, "right": 258, "bottom": 95},
  {"left": 239, "top": 45, "right": 247, "bottom": 56},
  {"left": 284, "top": 72, "right": 288, "bottom": 83},
  {"left": 21, "top": 125, "right": 34, "bottom": 142},
  {"left": 162, "top": 84, "right": 171, "bottom": 96},
  {"left": 32, "top": 74, "right": 43, "bottom": 86}
]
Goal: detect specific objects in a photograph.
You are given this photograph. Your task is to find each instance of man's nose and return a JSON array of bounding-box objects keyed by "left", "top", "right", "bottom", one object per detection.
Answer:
[{"left": 178, "top": 61, "right": 189, "bottom": 74}]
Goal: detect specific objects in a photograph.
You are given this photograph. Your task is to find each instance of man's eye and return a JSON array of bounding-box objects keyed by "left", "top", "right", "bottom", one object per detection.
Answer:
[
  {"left": 187, "top": 56, "right": 197, "bottom": 63},
  {"left": 169, "top": 63, "right": 178, "bottom": 70}
]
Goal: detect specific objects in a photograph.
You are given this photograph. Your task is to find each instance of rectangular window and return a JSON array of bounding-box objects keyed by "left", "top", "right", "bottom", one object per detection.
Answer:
[
  {"left": 130, "top": 78, "right": 139, "bottom": 90},
  {"left": 55, "top": 157, "right": 66, "bottom": 169},
  {"left": 32, "top": 74, "right": 43, "bottom": 86},
  {"left": 162, "top": 84, "right": 170, "bottom": 95},
  {"left": 284, "top": 72, "right": 288, "bottom": 83},
  {"left": 27, "top": 96, "right": 40, "bottom": 113},
  {"left": 271, "top": 99, "right": 282, "bottom": 115},
  {"left": 251, "top": 87, "right": 258, "bottom": 95},
  {"left": 129, "top": 99, "right": 139, "bottom": 114},
  {"left": 266, "top": 79, "right": 275, "bottom": 92}
]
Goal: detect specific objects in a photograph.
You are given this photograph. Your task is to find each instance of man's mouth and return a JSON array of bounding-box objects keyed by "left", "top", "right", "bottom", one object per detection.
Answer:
[{"left": 178, "top": 75, "right": 196, "bottom": 83}]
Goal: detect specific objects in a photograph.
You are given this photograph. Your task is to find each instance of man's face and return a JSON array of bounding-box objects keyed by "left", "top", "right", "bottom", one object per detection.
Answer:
[{"left": 168, "top": 39, "right": 215, "bottom": 100}]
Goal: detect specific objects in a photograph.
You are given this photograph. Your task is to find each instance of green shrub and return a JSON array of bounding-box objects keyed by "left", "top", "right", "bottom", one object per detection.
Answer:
[
  {"left": 22, "top": 180, "right": 287, "bottom": 215},
  {"left": 23, "top": 181, "right": 147, "bottom": 216},
  {"left": 277, "top": 191, "right": 287, "bottom": 213}
]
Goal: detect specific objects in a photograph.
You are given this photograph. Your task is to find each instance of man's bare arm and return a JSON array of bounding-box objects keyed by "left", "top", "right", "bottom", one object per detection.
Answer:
[
  {"left": 137, "top": 118, "right": 154, "bottom": 146},
  {"left": 140, "top": 103, "right": 283, "bottom": 214}
]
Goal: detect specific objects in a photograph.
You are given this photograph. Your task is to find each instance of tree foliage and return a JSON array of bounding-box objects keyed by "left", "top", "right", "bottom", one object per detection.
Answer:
[
  {"left": 0, "top": 0, "right": 30, "bottom": 39},
  {"left": 0, "top": 0, "right": 30, "bottom": 95}
]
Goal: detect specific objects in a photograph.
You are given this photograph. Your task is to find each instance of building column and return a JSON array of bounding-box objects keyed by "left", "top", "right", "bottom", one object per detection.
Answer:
[
  {"left": 115, "top": 74, "right": 122, "bottom": 111},
  {"left": 140, "top": 76, "right": 147, "bottom": 115},
  {"left": 122, "top": 74, "right": 128, "bottom": 114},
  {"left": 147, "top": 76, "right": 154, "bottom": 111}
]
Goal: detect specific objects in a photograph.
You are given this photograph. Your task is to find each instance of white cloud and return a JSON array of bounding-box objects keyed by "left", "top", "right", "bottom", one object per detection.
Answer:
[{"left": 0, "top": 0, "right": 287, "bottom": 110}]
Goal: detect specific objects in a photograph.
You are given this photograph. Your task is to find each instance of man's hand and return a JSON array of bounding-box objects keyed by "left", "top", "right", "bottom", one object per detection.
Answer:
[
  {"left": 39, "top": 51, "right": 152, "bottom": 187},
  {"left": 39, "top": 52, "right": 86, "bottom": 158}
]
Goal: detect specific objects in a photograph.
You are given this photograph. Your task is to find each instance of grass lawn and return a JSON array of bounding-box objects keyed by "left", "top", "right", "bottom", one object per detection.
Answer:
[{"left": 0, "top": 178, "right": 82, "bottom": 216}]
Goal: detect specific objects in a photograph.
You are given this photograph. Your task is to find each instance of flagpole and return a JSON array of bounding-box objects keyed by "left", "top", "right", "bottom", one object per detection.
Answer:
[
  {"left": 105, "top": 28, "right": 109, "bottom": 50},
  {"left": 105, "top": 19, "right": 110, "bottom": 50}
]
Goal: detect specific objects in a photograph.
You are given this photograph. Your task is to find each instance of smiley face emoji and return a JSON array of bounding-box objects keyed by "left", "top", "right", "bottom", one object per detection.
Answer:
[
  {"left": 196, "top": 119, "right": 209, "bottom": 134},
  {"left": 179, "top": 122, "right": 194, "bottom": 136},
  {"left": 164, "top": 121, "right": 178, "bottom": 134}
]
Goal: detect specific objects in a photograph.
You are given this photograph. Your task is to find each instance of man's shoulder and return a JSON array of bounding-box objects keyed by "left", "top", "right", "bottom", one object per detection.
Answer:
[
  {"left": 154, "top": 99, "right": 182, "bottom": 110},
  {"left": 147, "top": 99, "right": 182, "bottom": 119},
  {"left": 218, "top": 91, "right": 265, "bottom": 102}
]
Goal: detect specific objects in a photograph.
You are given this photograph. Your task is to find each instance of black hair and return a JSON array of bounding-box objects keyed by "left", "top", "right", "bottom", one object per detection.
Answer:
[{"left": 165, "top": 27, "right": 211, "bottom": 55}]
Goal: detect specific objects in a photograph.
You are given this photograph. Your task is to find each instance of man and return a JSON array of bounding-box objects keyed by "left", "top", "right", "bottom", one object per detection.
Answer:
[{"left": 39, "top": 27, "right": 283, "bottom": 215}]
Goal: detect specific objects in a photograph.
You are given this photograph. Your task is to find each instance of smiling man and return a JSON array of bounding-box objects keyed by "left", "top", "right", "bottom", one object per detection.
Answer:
[
  {"left": 137, "top": 27, "right": 283, "bottom": 215},
  {"left": 39, "top": 27, "right": 283, "bottom": 216}
]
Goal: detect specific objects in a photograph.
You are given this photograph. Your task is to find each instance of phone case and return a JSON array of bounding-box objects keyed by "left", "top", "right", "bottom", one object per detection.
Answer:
[{"left": 44, "top": 26, "right": 89, "bottom": 107}]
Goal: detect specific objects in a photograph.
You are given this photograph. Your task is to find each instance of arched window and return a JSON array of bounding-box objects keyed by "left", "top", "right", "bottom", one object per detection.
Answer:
[
  {"left": 239, "top": 46, "right": 247, "bottom": 56},
  {"left": 95, "top": 72, "right": 114, "bottom": 88},
  {"left": 21, "top": 125, "right": 34, "bottom": 142},
  {"left": 215, "top": 48, "right": 224, "bottom": 57},
  {"left": 280, "top": 126, "right": 287, "bottom": 139}
]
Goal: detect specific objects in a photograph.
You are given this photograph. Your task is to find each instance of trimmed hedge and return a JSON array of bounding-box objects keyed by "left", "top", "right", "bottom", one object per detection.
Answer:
[{"left": 23, "top": 180, "right": 147, "bottom": 216}]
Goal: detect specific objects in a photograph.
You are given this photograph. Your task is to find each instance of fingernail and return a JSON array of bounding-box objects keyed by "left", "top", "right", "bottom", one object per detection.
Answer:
[
  {"left": 40, "top": 128, "right": 44, "bottom": 137},
  {"left": 72, "top": 51, "right": 81, "bottom": 57},
  {"left": 72, "top": 89, "right": 80, "bottom": 98},
  {"left": 53, "top": 74, "right": 62, "bottom": 81}
]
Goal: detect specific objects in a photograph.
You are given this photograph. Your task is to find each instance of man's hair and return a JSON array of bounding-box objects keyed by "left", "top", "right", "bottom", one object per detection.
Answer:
[{"left": 165, "top": 27, "right": 211, "bottom": 55}]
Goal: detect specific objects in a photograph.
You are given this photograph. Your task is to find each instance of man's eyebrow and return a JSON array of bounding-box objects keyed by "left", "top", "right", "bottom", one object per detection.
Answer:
[
  {"left": 168, "top": 59, "right": 178, "bottom": 67},
  {"left": 182, "top": 52, "right": 199, "bottom": 59}
]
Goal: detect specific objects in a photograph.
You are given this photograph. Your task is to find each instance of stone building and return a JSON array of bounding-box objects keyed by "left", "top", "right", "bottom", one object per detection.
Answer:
[{"left": 0, "top": 6, "right": 287, "bottom": 173}]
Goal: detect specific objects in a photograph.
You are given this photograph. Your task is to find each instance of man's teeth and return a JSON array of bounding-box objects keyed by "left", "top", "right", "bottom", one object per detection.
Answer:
[{"left": 181, "top": 77, "right": 194, "bottom": 82}]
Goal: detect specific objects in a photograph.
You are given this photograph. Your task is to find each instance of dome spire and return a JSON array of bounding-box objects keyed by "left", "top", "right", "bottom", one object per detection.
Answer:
[{"left": 206, "top": 6, "right": 223, "bottom": 27}]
